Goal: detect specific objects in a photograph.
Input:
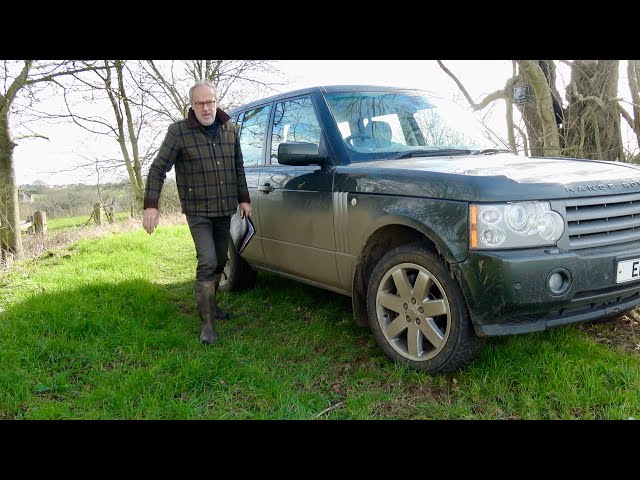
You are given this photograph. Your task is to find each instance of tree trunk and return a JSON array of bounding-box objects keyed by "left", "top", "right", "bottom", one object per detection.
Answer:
[
  {"left": 115, "top": 61, "right": 145, "bottom": 206},
  {"left": 102, "top": 61, "right": 145, "bottom": 208},
  {"left": 0, "top": 108, "right": 23, "bottom": 258},
  {"left": 516, "top": 60, "right": 561, "bottom": 157},
  {"left": 628, "top": 60, "right": 640, "bottom": 150},
  {"left": 514, "top": 71, "right": 544, "bottom": 156},
  {"left": 564, "top": 60, "right": 623, "bottom": 160}
]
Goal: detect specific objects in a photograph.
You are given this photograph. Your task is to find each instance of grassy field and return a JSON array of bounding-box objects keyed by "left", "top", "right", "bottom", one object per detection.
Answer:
[
  {"left": 1, "top": 225, "right": 639, "bottom": 419},
  {"left": 47, "top": 212, "right": 131, "bottom": 234}
]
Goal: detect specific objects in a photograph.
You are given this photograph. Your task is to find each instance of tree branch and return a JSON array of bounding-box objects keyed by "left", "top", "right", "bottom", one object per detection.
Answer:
[
  {"left": 514, "top": 124, "right": 529, "bottom": 156},
  {"left": 25, "top": 65, "right": 110, "bottom": 86},
  {"left": 13, "top": 133, "right": 49, "bottom": 141},
  {"left": 619, "top": 104, "right": 635, "bottom": 129},
  {"left": 569, "top": 80, "right": 606, "bottom": 108},
  {"left": 3, "top": 61, "right": 32, "bottom": 107},
  {"left": 437, "top": 60, "right": 514, "bottom": 111}
]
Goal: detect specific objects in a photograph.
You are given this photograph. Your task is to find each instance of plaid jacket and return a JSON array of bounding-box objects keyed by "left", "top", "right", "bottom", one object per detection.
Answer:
[{"left": 144, "top": 108, "right": 250, "bottom": 217}]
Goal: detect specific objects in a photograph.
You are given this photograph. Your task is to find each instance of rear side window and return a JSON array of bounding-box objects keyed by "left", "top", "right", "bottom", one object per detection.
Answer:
[
  {"left": 238, "top": 105, "right": 271, "bottom": 167},
  {"left": 270, "top": 97, "right": 321, "bottom": 164}
]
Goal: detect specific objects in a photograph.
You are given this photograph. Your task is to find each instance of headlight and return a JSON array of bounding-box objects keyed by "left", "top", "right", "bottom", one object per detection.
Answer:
[{"left": 470, "top": 201, "right": 565, "bottom": 249}]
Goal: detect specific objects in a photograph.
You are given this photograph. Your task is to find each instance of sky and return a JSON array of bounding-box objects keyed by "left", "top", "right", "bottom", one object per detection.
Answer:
[{"left": 11, "top": 60, "right": 632, "bottom": 186}]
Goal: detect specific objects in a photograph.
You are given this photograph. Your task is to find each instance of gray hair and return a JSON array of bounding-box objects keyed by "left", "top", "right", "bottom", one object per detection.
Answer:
[{"left": 189, "top": 81, "right": 218, "bottom": 103}]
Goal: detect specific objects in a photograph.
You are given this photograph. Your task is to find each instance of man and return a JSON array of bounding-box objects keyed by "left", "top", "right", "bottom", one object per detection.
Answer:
[{"left": 143, "top": 80, "right": 251, "bottom": 345}]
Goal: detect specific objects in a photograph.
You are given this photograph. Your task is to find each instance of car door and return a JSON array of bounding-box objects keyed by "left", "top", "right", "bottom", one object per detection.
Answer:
[
  {"left": 257, "top": 96, "right": 340, "bottom": 288},
  {"left": 235, "top": 104, "right": 272, "bottom": 266}
]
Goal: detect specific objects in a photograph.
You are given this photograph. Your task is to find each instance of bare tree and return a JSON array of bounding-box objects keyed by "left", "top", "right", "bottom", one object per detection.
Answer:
[
  {"left": 563, "top": 60, "right": 623, "bottom": 160},
  {"left": 0, "top": 60, "right": 107, "bottom": 259},
  {"left": 96, "top": 60, "right": 146, "bottom": 204},
  {"left": 437, "top": 60, "right": 519, "bottom": 153},
  {"left": 138, "top": 60, "right": 287, "bottom": 122},
  {"left": 48, "top": 60, "right": 160, "bottom": 207},
  {"left": 438, "top": 60, "right": 636, "bottom": 161},
  {"left": 2, "top": 59, "right": 290, "bottom": 261},
  {"left": 43, "top": 60, "right": 288, "bottom": 213},
  {"left": 30, "top": 60, "right": 168, "bottom": 210}
]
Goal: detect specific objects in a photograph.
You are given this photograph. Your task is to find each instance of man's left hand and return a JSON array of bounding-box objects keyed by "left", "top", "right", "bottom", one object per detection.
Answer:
[{"left": 239, "top": 202, "right": 252, "bottom": 219}]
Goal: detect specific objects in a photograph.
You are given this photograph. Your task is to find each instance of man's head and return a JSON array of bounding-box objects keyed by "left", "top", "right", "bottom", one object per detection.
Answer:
[{"left": 189, "top": 81, "right": 218, "bottom": 126}]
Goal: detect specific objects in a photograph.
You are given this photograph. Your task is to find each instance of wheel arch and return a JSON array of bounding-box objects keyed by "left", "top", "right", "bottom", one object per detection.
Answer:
[{"left": 351, "top": 217, "right": 457, "bottom": 327}]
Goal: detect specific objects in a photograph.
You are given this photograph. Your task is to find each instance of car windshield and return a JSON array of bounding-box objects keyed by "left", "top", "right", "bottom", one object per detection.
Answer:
[{"left": 324, "top": 90, "right": 508, "bottom": 162}]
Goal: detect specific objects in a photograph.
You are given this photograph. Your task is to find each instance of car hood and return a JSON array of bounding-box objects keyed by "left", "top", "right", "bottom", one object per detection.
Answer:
[{"left": 334, "top": 153, "right": 640, "bottom": 202}]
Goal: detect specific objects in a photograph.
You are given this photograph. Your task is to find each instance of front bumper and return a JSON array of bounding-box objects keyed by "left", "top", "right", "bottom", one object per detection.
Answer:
[{"left": 453, "top": 242, "right": 640, "bottom": 336}]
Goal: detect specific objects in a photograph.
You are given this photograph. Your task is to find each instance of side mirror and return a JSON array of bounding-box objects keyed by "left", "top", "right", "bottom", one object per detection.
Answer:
[{"left": 277, "top": 142, "right": 328, "bottom": 166}]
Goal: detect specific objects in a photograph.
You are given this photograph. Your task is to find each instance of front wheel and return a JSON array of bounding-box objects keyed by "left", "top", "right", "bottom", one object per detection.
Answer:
[
  {"left": 366, "top": 243, "right": 483, "bottom": 374},
  {"left": 218, "top": 239, "right": 257, "bottom": 292}
]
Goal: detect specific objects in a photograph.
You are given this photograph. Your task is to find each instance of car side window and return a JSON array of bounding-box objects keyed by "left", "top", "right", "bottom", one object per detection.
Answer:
[
  {"left": 239, "top": 105, "right": 271, "bottom": 167},
  {"left": 270, "top": 97, "right": 321, "bottom": 165}
]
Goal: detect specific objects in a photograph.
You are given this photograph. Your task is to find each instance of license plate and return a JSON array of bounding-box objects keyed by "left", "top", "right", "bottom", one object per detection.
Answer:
[{"left": 617, "top": 258, "right": 640, "bottom": 283}]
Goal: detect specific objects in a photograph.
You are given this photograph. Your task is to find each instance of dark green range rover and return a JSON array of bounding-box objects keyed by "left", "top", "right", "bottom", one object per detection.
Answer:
[{"left": 221, "top": 85, "right": 640, "bottom": 374}]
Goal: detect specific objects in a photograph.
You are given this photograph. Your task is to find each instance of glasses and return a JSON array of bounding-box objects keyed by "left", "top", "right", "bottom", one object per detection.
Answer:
[{"left": 194, "top": 100, "right": 216, "bottom": 110}]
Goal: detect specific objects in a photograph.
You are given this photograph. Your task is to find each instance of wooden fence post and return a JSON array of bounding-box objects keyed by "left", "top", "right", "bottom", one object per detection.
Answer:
[
  {"left": 105, "top": 205, "right": 114, "bottom": 224},
  {"left": 93, "top": 203, "right": 103, "bottom": 226},
  {"left": 33, "top": 211, "right": 47, "bottom": 235},
  {"left": 1, "top": 249, "right": 14, "bottom": 270}
]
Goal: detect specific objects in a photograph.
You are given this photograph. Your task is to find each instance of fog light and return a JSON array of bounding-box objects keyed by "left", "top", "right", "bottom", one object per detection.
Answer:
[
  {"left": 549, "top": 273, "right": 563, "bottom": 291},
  {"left": 546, "top": 268, "right": 571, "bottom": 296}
]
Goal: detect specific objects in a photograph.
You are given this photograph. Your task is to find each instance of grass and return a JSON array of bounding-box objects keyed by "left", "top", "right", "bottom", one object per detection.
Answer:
[
  {"left": 47, "top": 212, "right": 130, "bottom": 234},
  {"left": 1, "top": 224, "right": 640, "bottom": 419}
]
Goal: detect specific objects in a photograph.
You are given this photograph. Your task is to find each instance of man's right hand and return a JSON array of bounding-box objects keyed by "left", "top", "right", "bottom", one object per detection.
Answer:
[{"left": 143, "top": 208, "right": 159, "bottom": 234}]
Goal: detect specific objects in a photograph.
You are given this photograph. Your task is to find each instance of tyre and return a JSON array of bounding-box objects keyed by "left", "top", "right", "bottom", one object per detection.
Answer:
[
  {"left": 218, "top": 238, "right": 257, "bottom": 292},
  {"left": 366, "top": 243, "right": 484, "bottom": 374}
]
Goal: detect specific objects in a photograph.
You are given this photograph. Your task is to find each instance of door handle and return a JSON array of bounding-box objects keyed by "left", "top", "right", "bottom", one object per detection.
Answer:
[{"left": 258, "top": 183, "right": 274, "bottom": 193}]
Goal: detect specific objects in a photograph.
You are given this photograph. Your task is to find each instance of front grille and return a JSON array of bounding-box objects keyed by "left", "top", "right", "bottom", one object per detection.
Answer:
[{"left": 563, "top": 192, "right": 640, "bottom": 249}]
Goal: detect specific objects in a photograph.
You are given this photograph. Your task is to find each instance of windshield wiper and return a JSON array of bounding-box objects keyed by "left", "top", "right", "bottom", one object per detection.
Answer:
[
  {"left": 395, "top": 149, "right": 472, "bottom": 159},
  {"left": 472, "top": 148, "right": 513, "bottom": 155}
]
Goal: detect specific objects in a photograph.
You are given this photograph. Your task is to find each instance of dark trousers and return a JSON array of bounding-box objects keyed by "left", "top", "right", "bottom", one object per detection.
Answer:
[{"left": 186, "top": 215, "right": 232, "bottom": 282}]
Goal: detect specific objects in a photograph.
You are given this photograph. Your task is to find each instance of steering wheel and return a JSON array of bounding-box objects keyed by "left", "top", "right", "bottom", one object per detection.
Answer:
[{"left": 344, "top": 133, "right": 373, "bottom": 146}]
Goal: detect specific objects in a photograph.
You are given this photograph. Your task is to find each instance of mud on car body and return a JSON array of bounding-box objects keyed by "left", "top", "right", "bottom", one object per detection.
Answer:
[{"left": 220, "top": 85, "right": 640, "bottom": 374}]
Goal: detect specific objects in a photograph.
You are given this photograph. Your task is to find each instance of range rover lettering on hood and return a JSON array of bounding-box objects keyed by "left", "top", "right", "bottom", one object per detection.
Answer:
[{"left": 564, "top": 179, "right": 640, "bottom": 192}]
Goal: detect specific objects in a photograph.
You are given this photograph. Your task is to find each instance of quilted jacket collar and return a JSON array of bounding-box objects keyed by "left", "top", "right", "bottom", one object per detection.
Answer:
[{"left": 187, "top": 107, "right": 231, "bottom": 129}]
